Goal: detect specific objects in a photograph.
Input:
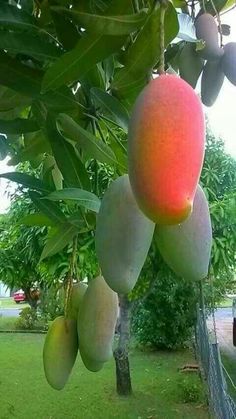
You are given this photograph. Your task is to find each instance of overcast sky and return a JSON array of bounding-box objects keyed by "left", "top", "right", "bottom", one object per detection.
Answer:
[{"left": 0, "top": 9, "right": 235, "bottom": 214}]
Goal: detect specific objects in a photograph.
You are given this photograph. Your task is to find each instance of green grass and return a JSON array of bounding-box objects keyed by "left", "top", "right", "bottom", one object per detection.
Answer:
[
  {"left": 221, "top": 351, "right": 236, "bottom": 400},
  {"left": 0, "top": 297, "right": 29, "bottom": 309},
  {"left": 0, "top": 333, "right": 209, "bottom": 419},
  {"left": 0, "top": 315, "right": 17, "bottom": 330}
]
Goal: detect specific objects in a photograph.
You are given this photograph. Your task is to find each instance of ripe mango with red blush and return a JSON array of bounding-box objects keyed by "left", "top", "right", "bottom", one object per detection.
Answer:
[{"left": 128, "top": 74, "right": 205, "bottom": 225}]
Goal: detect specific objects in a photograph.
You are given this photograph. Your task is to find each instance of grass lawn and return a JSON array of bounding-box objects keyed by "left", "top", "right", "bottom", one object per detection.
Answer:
[
  {"left": 0, "top": 316, "right": 17, "bottom": 331},
  {"left": 0, "top": 333, "right": 209, "bottom": 419},
  {"left": 0, "top": 297, "right": 29, "bottom": 309},
  {"left": 221, "top": 351, "right": 236, "bottom": 400}
]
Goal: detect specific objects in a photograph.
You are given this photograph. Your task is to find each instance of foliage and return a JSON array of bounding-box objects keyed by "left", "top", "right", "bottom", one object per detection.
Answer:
[
  {"left": 15, "top": 307, "right": 45, "bottom": 330},
  {"left": 132, "top": 263, "right": 198, "bottom": 349}
]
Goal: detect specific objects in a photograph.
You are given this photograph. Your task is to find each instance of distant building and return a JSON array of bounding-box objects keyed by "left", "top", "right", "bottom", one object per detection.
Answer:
[{"left": 0, "top": 282, "right": 10, "bottom": 297}]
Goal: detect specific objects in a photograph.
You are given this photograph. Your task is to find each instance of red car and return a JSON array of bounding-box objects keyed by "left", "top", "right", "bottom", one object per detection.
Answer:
[{"left": 13, "top": 290, "right": 26, "bottom": 304}]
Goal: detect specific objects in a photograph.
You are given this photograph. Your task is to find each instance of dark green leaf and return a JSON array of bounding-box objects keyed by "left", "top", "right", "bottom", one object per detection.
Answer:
[
  {"left": 45, "top": 188, "right": 101, "bottom": 213},
  {"left": 0, "top": 52, "right": 78, "bottom": 111},
  {"left": 0, "top": 86, "right": 31, "bottom": 111},
  {"left": 0, "top": 135, "right": 9, "bottom": 160},
  {"left": 0, "top": 118, "right": 39, "bottom": 134},
  {"left": 91, "top": 88, "right": 129, "bottom": 132},
  {"left": 0, "top": 4, "right": 38, "bottom": 32},
  {"left": 40, "top": 223, "right": 79, "bottom": 261},
  {"left": 46, "top": 115, "right": 90, "bottom": 189},
  {"left": 51, "top": 9, "right": 80, "bottom": 50},
  {"left": 52, "top": 7, "right": 148, "bottom": 35},
  {"left": 0, "top": 172, "right": 52, "bottom": 193},
  {"left": 41, "top": 0, "right": 132, "bottom": 92},
  {"left": 58, "top": 113, "right": 117, "bottom": 166},
  {"left": 0, "top": 31, "right": 62, "bottom": 61},
  {"left": 29, "top": 191, "right": 66, "bottom": 224},
  {"left": 112, "top": 3, "right": 179, "bottom": 102},
  {"left": 178, "top": 43, "right": 204, "bottom": 88},
  {"left": 20, "top": 213, "right": 55, "bottom": 227},
  {"left": 41, "top": 33, "right": 126, "bottom": 93}
]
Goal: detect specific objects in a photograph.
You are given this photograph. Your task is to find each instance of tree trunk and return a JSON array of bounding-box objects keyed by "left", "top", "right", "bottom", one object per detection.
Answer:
[
  {"left": 24, "top": 288, "right": 38, "bottom": 310},
  {"left": 113, "top": 295, "right": 132, "bottom": 396}
]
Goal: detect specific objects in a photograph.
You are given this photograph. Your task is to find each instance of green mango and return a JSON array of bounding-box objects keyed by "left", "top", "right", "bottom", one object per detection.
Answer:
[
  {"left": 43, "top": 316, "right": 78, "bottom": 390},
  {"left": 155, "top": 185, "right": 212, "bottom": 281},
  {"left": 67, "top": 282, "right": 88, "bottom": 321},
  {"left": 95, "top": 174, "right": 155, "bottom": 294},
  {"left": 201, "top": 59, "right": 224, "bottom": 106},
  {"left": 195, "top": 13, "right": 223, "bottom": 61},
  {"left": 179, "top": 43, "right": 204, "bottom": 88},
  {"left": 80, "top": 349, "right": 104, "bottom": 372},
  {"left": 222, "top": 42, "right": 236, "bottom": 86},
  {"left": 78, "top": 276, "right": 118, "bottom": 366}
]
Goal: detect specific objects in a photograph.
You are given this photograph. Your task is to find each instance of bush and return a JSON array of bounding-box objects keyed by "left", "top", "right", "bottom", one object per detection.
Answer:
[
  {"left": 132, "top": 269, "right": 198, "bottom": 349},
  {"left": 177, "top": 376, "right": 203, "bottom": 403},
  {"left": 38, "top": 285, "right": 64, "bottom": 324},
  {"left": 15, "top": 307, "right": 45, "bottom": 330}
]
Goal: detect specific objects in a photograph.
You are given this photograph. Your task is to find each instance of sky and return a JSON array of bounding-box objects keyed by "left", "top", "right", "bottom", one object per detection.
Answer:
[{"left": 0, "top": 9, "right": 235, "bottom": 214}]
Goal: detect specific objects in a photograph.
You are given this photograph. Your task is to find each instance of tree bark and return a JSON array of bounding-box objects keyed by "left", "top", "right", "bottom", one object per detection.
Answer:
[
  {"left": 24, "top": 288, "right": 38, "bottom": 310},
  {"left": 113, "top": 295, "right": 132, "bottom": 396}
]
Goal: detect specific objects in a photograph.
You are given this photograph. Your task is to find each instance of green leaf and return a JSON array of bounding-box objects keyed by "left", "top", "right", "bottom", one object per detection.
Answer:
[
  {"left": 58, "top": 113, "right": 117, "bottom": 166},
  {"left": 0, "top": 31, "right": 62, "bottom": 61},
  {"left": 46, "top": 115, "right": 90, "bottom": 189},
  {"left": 41, "top": 33, "right": 126, "bottom": 93},
  {"left": 0, "top": 52, "right": 77, "bottom": 111},
  {"left": 0, "top": 135, "right": 9, "bottom": 160},
  {"left": 0, "top": 118, "right": 39, "bottom": 134},
  {"left": 29, "top": 191, "right": 66, "bottom": 224},
  {"left": 0, "top": 4, "right": 38, "bottom": 32},
  {"left": 20, "top": 213, "right": 55, "bottom": 227},
  {"left": 91, "top": 87, "right": 129, "bottom": 132},
  {"left": 52, "top": 7, "right": 148, "bottom": 35},
  {"left": 112, "top": 3, "right": 179, "bottom": 101},
  {"left": 0, "top": 86, "right": 31, "bottom": 111},
  {"left": 40, "top": 223, "right": 79, "bottom": 261},
  {"left": 0, "top": 172, "right": 52, "bottom": 193},
  {"left": 45, "top": 188, "right": 101, "bottom": 213},
  {"left": 41, "top": 0, "right": 132, "bottom": 92}
]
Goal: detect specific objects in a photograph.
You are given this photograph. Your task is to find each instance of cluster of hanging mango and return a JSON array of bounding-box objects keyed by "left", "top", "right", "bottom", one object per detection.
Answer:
[{"left": 43, "top": 22, "right": 225, "bottom": 388}]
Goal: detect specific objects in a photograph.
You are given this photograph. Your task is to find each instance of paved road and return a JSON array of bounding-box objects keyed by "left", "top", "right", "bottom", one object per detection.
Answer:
[{"left": 0, "top": 308, "right": 21, "bottom": 317}]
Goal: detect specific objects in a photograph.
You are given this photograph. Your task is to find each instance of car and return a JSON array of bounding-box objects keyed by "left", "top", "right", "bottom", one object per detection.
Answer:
[{"left": 13, "top": 290, "right": 26, "bottom": 304}]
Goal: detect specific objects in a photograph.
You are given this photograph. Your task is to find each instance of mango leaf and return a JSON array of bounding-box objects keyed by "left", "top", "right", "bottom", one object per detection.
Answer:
[
  {"left": 0, "top": 31, "right": 62, "bottom": 61},
  {"left": 46, "top": 115, "right": 90, "bottom": 189},
  {"left": 20, "top": 213, "right": 55, "bottom": 227},
  {"left": 91, "top": 87, "right": 129, "bottom": 132},
  {"left": 57, "top": 113, "right": 117, "bottom": 166},
  {"left": 0, "top": 135, "right": 9, "bottom": 160},
  {"left": 112, "top": 3, "right": 179, "bottom": 101},
  {"left": 0, "top": 52, "right": 77, "bottom": 111},
  {"left": 0, "top": 172, "right": 52, "bottom": 193},
  {"left": 44, "top": 188, "right": 101, "bottom": 213},
  {"left": 29, "top": 191, "right": 66, "bottom": 224},
  {"left": 178, "top": 43, "right": 204, "bottom": 88},
  {"left": 0, "top": 86, "right": 31, "bottom": 111},
  {"left": 51, "top": 9, "right": 80, "bottom": 50},
  {"left": 177, "top": 13, "right": 196, "bottom": 42},
  {"left": 52, "top": 7, "right": 148, "bottom": 35},
  {"left": 0, "top": 3, "right": 38, "bottom": 32},
  {"left": 40, "top": 223, "right": 79, "bottom": 261},
  {"left": 0, "top": 118, "right": 39, "bottom": 134},
  {"left": 41, "top": 0, "right": 132, "bottom": 92},
  {"left": 41, "top": 33, "right": 126, "bottom": 93}
]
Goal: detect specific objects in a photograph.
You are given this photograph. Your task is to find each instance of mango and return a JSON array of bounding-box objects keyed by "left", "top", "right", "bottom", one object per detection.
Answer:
[
  {"left": 95, "top": 175, "right": 155, "bottom": 294},
  {"left": 179, "top": 42, "right": 204, "bottom": 88},
  {"left": 43, "top": 316, "right": 78, "bottom": 390},
  {"left": 201, "top": 59, "right": 224, "bottom": 106},
  {"left": 80, "top": 349, "right": 104, "bottom": 372},
  {"left": 155, "top": 185, "right": 212, "bottom": 281},
  {"left": 128, "top": 74, "right": 205, "bottom": 225},
  {"left": 78, "top": 276, "right": 118, "bottom": 367},
  {"left": 222, "top": 42, "right": 236, "bottom": 86},
  {"left": 67, "top": 282, "right": 87, "bottom": 321},
  {"left": 195, "top": 13, "right": 223, "bottom": 60}
]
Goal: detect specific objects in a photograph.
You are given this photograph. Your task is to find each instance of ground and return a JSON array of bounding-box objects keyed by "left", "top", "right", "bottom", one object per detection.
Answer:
[{"left": 0, "top": 333, "right": 209, "bottom": 419}]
